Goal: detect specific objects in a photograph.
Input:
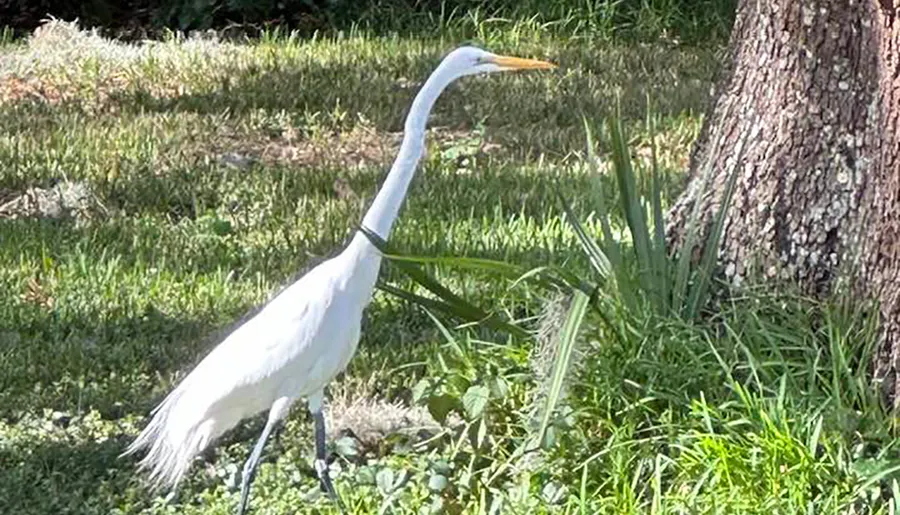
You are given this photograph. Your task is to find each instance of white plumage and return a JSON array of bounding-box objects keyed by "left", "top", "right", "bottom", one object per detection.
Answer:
[
  {"left": 126, "top": 247, "right": 377, "bottom": 488},
  {"left": 123, "top": 46, "right": 555, "bottom": 513}
]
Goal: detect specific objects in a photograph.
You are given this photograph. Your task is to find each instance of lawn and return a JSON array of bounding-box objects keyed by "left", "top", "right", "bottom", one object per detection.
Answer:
[{"left": 1, "top": 19, "right": 897, "bottom": 515}]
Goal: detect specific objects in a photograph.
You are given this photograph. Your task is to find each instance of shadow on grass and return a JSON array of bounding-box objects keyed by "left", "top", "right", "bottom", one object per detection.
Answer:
[
  {"left": 0, "top": 436, "right": 149, "bottom": 515},
  {"left": 0, "top": 303, "right": 215, "bottom": 418}
]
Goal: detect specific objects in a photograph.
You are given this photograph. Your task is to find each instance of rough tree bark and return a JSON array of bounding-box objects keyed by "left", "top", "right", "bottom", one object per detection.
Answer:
[{"left": 669, "top": 1, "right": 900, "bottom": 401}]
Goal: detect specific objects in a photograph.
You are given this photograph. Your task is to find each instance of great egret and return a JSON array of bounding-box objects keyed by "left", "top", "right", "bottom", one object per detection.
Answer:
[{"left": 123, "top": 46, "right": 555, "bottom": 514}]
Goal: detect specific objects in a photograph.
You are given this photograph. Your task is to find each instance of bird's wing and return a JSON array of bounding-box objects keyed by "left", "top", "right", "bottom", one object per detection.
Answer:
[
  {"left": 174, "top": 259, "right": 344, "bottom": 410},
  {"left": 125, "top": 259, "right": 347, "bottom": 489}
]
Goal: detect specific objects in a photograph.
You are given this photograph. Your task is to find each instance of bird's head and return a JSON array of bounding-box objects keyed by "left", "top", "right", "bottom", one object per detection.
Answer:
[{"left": 440, "top": 46, "right": 556, "bottom": 77}]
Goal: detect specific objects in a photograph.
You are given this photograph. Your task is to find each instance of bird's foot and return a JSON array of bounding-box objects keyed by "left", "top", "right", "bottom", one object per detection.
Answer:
[{"left": 315, "top": 459, "right": 347, "bottom": 513}]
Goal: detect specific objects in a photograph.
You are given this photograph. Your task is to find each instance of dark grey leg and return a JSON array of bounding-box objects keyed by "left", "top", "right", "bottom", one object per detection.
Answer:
[
  {"left": 237, "top": 418, "right": 279, "bottom": 515},
  {"left": 238, "top": 398, "right": 291, "bottom": 515},
  {"left": 313, "top": 410, "right": 346, "bottom": 513}
]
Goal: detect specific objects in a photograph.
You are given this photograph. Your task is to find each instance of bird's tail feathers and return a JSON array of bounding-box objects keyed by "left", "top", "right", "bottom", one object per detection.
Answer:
[{"left": 122, "top": 387, "right": 219, "bottom": 491}]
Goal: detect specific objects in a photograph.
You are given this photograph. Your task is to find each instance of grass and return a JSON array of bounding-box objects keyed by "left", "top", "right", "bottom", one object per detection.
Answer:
[
  {"left": 5, "top": 0, "right": 736, "bottom": 45},
  {"left": 1, "top": 18, "right": 898, "bottom": 515}
]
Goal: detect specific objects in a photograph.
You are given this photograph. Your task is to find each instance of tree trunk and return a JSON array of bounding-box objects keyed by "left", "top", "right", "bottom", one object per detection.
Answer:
[{"left": 669, "top": 1, "right": 900, "bottom": 401}]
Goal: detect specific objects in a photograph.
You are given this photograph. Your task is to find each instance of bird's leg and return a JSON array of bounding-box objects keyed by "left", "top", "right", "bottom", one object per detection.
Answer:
[
  {"left": 238, "top": 397, "right": 291, "bottom": 515},
  {"left": 313, "top": 409, "right": 346, "bottom": 513},
  {"left": 313, "top": 411, "right": 333, "bottom": 494},
  {"left": 238, "top": 420, "right": 277, "bottom": 515}
]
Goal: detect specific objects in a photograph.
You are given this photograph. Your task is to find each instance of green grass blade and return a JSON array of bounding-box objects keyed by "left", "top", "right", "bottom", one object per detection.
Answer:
[
  {"left": 581, "top": 118, "right": 641, "bottom": 311},
  {"left": 647, "top": 107, "right": 670, "bottom": 313},
  {"left": 673, "top": 103, "right": 736, "bottom": 317},
  {"left": 535, "top": 290, "right": 589, "bottom": 449},
  {"left": 378, "top": 282, "right": 527, "bottom": 338},
  {"left": 382, "top": 254, "right": 524, "bottom": 272},
  {"left": 382, "top": 254, "right": 566, "bottom": 291},
  {"left": 377, "top": 283, "right": 470, "bottom": 323},
  {"left": 423, "top": 309, "right": 468, "bottom": 365},
  {"left": 557, "top": 187, "right": 638, "bottom": 314},
  {"left": 556, "top": 187, "right": 611, "bottom": 281},
  {"left": 672, "top": 174, "right": 708, "bottom": 317},
  {"left": 606, "top": 113, "right": 659, "bottom": 312},
  {"left": 370, "top": 243, "right": 590, "bottom": 299},
  {"left": 583, "top": 117, "right": 625, "bottom": 276},
  {"left": 854, "top": 463, "right": 900, "bottom": 497},
  {"left": 685, "top": 132, "right": 748, "bottom": 319},
  {"left": 511, "top": 265, "right": 596, "bottom": 296}
]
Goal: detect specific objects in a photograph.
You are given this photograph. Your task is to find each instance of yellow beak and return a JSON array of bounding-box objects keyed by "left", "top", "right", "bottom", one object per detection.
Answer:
[{"left": 486, "top": 55, "right": 557, "bottom": 70}]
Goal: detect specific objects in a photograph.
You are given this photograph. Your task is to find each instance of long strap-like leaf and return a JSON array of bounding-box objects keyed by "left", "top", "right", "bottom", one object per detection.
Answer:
[
  {"left": 647, "top": 106, "right": 670, "bottom": 314},
  {"left": 358, "top": 226, "right": 528, "bottom": 338},
  {"left": 607, "top": 114, "right": 657, "bottom": 307},
  {"left": 685, "top": 128, "right": 750, "bottom": 319},
  {"left": 535, "top": 290, "right": 589, "bottom": 449}
]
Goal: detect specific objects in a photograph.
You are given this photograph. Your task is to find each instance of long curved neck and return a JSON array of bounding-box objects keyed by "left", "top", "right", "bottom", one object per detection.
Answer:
[{"left": 359, "top": 67, "right": 453, "bottom": 241}]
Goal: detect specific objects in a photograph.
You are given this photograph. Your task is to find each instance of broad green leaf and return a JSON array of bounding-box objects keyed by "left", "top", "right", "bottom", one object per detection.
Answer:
[
  {"left": 430, "top": 460, "right": 451, "bottom": 475},
  {"left": 428, "top": 474, "right": 449, "bottom": 492},
  {"left": 462, "top": 385, "right": 490, "bottom": 419},
  {"left": 427, "top": 394, "right": 458, "bottom": 425},
  {"left": 411, "top": 378, "right": 431, "bottom": 403},
  {"left": 357, "top": 466, "right": 377, "bottom": 485},
  {"left": 487, "top": 376, "right": 509, "bottom": 399},
  {"left": 334, "top": 435, "right": 359, "bottom": 458},
  {"left": 376, "top": 467, "right": 395, "bottom": 494}
]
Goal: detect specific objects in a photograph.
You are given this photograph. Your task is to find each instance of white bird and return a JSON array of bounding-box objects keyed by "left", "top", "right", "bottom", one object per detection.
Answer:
[{"left": 123, "top": 46, "right": 555, "bottom": 514}]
